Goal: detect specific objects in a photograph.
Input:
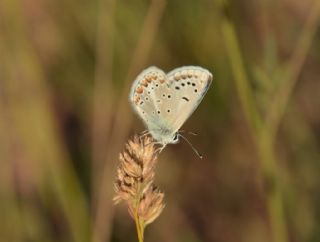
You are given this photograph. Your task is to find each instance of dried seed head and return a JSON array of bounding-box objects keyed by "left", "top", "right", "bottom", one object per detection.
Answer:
[
  {"left": 114, "top": 135, "right": 158, "bottom": 202},
  {"left": 113, "top": 135, "right": 165, "bottom": 227},
  {"left": 138, "top": 187, "right": 165, "bottom": 225}
]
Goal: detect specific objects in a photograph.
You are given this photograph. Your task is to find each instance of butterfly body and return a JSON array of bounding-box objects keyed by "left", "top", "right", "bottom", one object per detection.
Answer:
[{"left": 129, "top": 66, "right": 212, "bottom": 146}]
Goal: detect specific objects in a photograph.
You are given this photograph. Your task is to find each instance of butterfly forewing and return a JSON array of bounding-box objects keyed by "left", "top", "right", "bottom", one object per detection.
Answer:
[{"left": 163, "top": 66, "right": 212, "bottom": 132}]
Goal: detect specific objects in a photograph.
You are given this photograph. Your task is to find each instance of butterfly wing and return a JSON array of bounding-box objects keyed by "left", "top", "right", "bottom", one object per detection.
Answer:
[
  {"left": 129, "top": 66, "right": 169, "bottom": 134},
  {"left": 153, "top": 66, "right": 212, "bottom": 134},
  {"left": 130, "top": 66, "right": 212, "bottom": 144}
]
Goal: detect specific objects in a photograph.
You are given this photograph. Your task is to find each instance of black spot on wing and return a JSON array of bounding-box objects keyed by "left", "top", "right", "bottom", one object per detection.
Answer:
[{"left": 182, "top": 97, "right": 189, "bottom": 102}]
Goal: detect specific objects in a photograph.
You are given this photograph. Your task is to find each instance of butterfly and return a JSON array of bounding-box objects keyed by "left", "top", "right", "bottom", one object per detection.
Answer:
[{"left": 129, "top": 66, "right": 212, "bottom": 151}]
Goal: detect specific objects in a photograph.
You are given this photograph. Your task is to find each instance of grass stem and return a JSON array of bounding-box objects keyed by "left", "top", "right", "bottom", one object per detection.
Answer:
[{"left": 220, "top": 3, "right": 288, "bottom": 241}]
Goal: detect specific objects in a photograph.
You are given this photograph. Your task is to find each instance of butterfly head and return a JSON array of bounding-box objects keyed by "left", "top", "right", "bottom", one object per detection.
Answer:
[
  {"left": 149, "top": 129, "right": 180, "bottom": 145},
  {"left": 152, "top": 131, "right": 202, "bottom": 159},
  {"left": 171, "top": 133, "right": 180, "bottom": 144}
]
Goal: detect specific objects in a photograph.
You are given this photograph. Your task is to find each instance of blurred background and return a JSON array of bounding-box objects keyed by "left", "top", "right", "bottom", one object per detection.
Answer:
[{"left": 1, "top": 0, "right": 320, "bottom": 242}]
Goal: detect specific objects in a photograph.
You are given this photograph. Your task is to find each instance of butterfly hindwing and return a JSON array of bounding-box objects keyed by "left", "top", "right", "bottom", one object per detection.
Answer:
[{"left": 130, "top": 66, "right": 168, "bottom": 132}]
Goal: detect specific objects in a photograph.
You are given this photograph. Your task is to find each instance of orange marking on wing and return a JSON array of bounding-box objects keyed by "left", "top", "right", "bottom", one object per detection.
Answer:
[
  {"left": 194, "top": 70, "right": 201, "bottom": 78},
  {"left": 140, "top": 79, "right": 148, "bottom": 87},
  {"left": 146, "top": 75, "right": 152, "bottom": 83},
  {"left": 136, "top": 86, "right": 143, "bottom": 94},
  {"left": 174, "top": 72, "right": 180, "bottom": 81},
  {"left": 181, "top": 70, "right": 187, "bottom": 79},
  {"left": 152, "top": 74, "right": 157, "bottom": 80},
  {"left": 134, "top": 96, "right": 140, "bottom": 104}
]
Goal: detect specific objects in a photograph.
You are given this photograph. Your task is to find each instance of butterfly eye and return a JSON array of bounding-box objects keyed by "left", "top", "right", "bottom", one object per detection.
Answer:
[
  {"left": 173, "top": 133, "right": 179, "bottom": 141},
  {"left": 172, "top": 134, "right": 179, "bottom": 144}
]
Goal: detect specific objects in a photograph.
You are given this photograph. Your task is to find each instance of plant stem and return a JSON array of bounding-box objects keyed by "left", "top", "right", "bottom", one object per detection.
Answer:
[
  {"left": 133, "top": 182, "right": 145, "bottom": 242},
  {"left": 94, "top": 2, "right": 166, "bottom": 241},
  {"left": 134, "top": 211, "right": 144, "bottom": 242},
  {"left": 220, "top": 3, "right": 289, "bottom": 242},
  {"left": 266, "top": 0, "right": 320, "bottom": 142},
  {"left": 1, "top": 1, "right": 92, "bottom": 242},
  {"left": 91, "top": 0, "right": 117, "bottom": 241},
  {"left": 221, "top": 18, "right": 263, "bottom": 135}
]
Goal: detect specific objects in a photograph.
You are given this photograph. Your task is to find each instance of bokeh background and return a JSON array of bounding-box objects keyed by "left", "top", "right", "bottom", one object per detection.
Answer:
[{"left": 1, "top": 0, "right": 320, "bottom": 242}]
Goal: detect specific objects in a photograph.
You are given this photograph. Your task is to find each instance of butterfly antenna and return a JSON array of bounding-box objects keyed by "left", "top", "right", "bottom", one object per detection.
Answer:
[
  {"left": 178, "top": 134, "right": 203, "bottom": 159},
  {"left": 179, "top": 130, "right": 198, "bottom": 136},
  {"left": 188, "top": 131, "right": 198, "bottom": 136}
]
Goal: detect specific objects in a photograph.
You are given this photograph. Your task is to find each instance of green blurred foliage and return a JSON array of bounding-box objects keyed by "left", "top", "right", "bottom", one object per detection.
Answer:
[{"left": 0, "top": 0, "right": 320, "bottom": 242}]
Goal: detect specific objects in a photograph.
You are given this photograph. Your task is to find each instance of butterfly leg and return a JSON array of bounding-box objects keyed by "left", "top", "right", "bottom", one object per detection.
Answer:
[
  {"left": 155, "top": 144, "right": 166, "bottom": 154},
  {"left": 140, "top": 130, "right": 149, "bottom": 135},
  {"left": 139, "top": 130, "right": 151, "bottom": 144},
  {"left": 144, "top": 139, "right": 157, "bottom": 147}
]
